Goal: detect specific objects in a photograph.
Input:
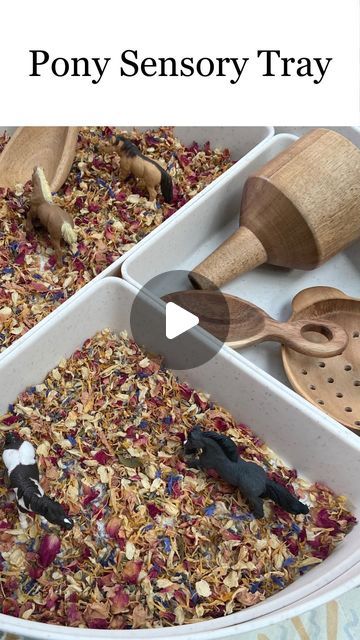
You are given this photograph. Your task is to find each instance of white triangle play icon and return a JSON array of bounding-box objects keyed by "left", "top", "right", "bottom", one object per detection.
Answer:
[{"left": 165, "top": 302, "right": 199, "bottom": 340}]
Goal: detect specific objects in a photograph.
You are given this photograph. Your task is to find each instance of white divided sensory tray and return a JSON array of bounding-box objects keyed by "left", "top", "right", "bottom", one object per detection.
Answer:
[
  {"left": 0, "top": 126, "right": 273, "bottom": 359},
  {"left": 122, "top": 129, "right": 360, "bottom": 387},
  {"left": 0, "top": 278, "right": 359, "bottom": 640}
]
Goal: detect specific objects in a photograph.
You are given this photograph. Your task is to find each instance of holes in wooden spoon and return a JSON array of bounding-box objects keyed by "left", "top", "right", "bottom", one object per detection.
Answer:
[
  {"left": 353, "top": 331, "right": 360, "bottom": 338},
  {"left": 317, "top": 400, "right": 325, "bottom": 405},
  {"left": 318, "top": 362, "right": 326, "bottom": 368},
  {"left": 336, "top": 392, "right": 343, "bottom": 398},
  {"left": 354, "top": 381, "right": 360, "bottom": 387},
  {"left": 344, "top": 365, "right": 352, "bottom": 371},
  {"left": 309, "top": 384, "right": 316, "bottom": 390},
  {"left": 327, "top": 377, "right": 334, "bottom": 383},
  {"left": 345, "top": 407, "right": 353, "bottom": 412},
  {"left": 354, "top": 421, "right": 360, "bottom": 426},
  {"left": 301, "top": 369, "right": 308, "bottom": 375}
]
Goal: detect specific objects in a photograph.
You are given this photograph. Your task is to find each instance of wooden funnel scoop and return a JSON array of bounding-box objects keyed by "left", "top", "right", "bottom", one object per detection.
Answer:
[
  {"left": 163, "top": 290, "right": 348, "bottom": 357},
  {"left": 190, "top": 129, "right": 360, "bottom": 290},
  {"left": 0, "top": 127, "right": 79, "bottom": 193}
]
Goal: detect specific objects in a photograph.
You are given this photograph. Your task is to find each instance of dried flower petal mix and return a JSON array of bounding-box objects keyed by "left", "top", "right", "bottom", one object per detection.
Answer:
[
  {"left": 0, "top": 330, "right": 355, "bottom": 629},
  {"left": 0, "top": 128, "right": 233, "bottom": 352}
]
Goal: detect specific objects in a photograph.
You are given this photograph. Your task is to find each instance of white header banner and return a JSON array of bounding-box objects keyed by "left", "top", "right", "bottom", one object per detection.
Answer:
[{"left": 0, "top": 0, "right": 359, "bottom": 124}]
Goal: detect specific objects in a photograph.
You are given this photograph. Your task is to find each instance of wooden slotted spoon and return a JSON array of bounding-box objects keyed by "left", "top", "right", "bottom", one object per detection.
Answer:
[
  {"left": 163, "top": 290, "right": 348, "bottom": 358},
  {"left": 0, "top": 127, "right": 79, "bottom": 193},
  {"left": 282, "top": 286, "right": 360, "bottom": 433}
]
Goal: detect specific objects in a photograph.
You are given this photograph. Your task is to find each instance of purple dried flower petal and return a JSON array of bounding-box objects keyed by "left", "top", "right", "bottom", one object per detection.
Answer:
[{"left": 38, "top": 534, "right": 61, "bottom": 568}]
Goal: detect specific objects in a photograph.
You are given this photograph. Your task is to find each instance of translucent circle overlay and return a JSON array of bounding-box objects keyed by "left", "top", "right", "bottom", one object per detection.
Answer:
[{"left": 130, "top": 270, "right": 230, "bottom": 370}]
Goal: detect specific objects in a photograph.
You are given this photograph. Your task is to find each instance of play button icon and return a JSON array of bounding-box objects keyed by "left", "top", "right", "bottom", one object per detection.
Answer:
[
  {"left": 130, "top": 270, "right": 230, "bottom": 370},
  {"left": 166, "top": 302, "right": 199, "bottom": 339}
]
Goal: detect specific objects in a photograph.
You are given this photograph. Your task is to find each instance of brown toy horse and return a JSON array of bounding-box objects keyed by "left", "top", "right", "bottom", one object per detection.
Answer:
[
  {"left": 27, "top": 166, "right": 77, "bottom": 263},
  {"left": 100, "top": 135, "right": 173, "bottom": 203}
]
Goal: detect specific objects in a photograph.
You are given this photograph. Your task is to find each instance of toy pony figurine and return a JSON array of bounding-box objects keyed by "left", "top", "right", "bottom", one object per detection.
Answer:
[
  {"left": 100, "top": 135, "right": 173, "bottom": 203},
  {"left": 184, "top": 426, "right": 309, "bottom": 519},
  {"left": 2, "top": 432, "right": 73, "bottom": 530},
  {"left": 27, "top": 166, "right": 77, "bottom": 263}
]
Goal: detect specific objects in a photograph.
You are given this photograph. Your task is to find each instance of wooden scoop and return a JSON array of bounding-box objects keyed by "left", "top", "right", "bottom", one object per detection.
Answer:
[
  {"left": 163, "top": 290, "right": 348, "bottom": 357},
  {"left": 0, "top": 127, "right": 79, "bottom": 192},
  {"left": 190, "top": 129, "right": 360, "bottom": 290},
  {"left": 282, "top": 286, "right": 360, "bottom": 433}
]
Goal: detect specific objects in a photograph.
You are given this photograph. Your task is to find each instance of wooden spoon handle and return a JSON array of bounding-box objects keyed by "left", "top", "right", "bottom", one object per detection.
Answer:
[
  {"left": 261, "top": 318, "right": 348, "bottom": 357},
  {"left": 189, "top": 227, "right": 267, "bottom": 290}
]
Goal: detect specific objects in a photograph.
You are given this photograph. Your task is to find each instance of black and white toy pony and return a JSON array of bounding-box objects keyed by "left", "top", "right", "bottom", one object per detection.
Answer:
[{"left": 2, "top": 432, "right": 73, "bottom": 530}]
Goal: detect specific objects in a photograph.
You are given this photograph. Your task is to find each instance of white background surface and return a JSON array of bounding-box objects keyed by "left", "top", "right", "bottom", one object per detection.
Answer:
[
  {"left": 0, "top": 0, "right": 359, "bottom": 124},
  {"left": 0, "top": 0, "right": 360, "bottom": 636}
]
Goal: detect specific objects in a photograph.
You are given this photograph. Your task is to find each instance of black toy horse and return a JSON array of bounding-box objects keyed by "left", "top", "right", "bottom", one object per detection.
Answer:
[
  {"left": 184, "top": 426, "right": 309, "bottom": 519},
  {"left": 2, "top": 432, "right": 73, "bottom": 530}
]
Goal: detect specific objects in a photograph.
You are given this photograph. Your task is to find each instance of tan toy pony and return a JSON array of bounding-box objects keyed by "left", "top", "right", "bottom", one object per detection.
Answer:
[
  {"left": 27, "top": 166, "right": 77, "bottom": 262},
  {"left": 100, "top": 135, "right": 173, "bottom": 203}
]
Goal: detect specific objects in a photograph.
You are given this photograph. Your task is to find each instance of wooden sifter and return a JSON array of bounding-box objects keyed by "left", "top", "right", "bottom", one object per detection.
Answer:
[
  {"left": 282, "top": 287, "right": 360, "bottom": 433},
  {"left": 163, "top": 290, "right": 348, "bottom": 358}
]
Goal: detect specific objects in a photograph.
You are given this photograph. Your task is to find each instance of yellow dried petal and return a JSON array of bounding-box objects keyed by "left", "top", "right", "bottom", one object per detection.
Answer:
[
  {"left": 157, "top": 578, "right": 174, "bottom": 589},
  {"left": 98, "top": 465, "right": 111, "bottom": 483},
  {"left": 0, "top": 306, "right": 12, "bottom": 320},
  {"left": 175, "top": 605, "right": 185, "bottom": 624},
  {"left": 22, "top": 605, "right": 36, "bottom": 619},
  {"left": 37, "top": 441, "right": 51, "bottom": 456},
  {"left": 195, "top": 579, "right": 211, "bottom": 597},
  {"left": 224, "top": 570, "right": 239, "bottom": 588}
]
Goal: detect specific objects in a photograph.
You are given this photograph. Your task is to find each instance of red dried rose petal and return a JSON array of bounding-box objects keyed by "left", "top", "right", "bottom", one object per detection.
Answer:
[
  {"left": 29, "top": 565, "right": 44, "bottom": 579},
  {"left": 46, "top": 589, "right": 59, "bottom": 609},
  {"left": 110, "top": 587, "right": 130, "bottom": 614},
  {"left": 66, "top": 602, "right": 84, "bottom": 626},
  {"left": 2, "top": 598, "right": 20, "bottom": 616},
  {"left": 179, "top": 383, "right": 192, "bottom": 401},
  {"left": 308, "top": 537, "right": 331, "bottom": 560},
  {"left": 285, "top": 538, "right": 299, "bottom": 556},
  {"left": 212, "top": 417, "right": 229, "bottom": 432},
  {"left": 105, "top": 516, "right": 122, "bottom": 539},
  {"left": 94, "top": 450, "right": 112, "bottom": 465},
  {"left": 122, "top": 560, "right": 143, "bottom": 584},
  {"left": 193, "top": 392, "right": 208, "bottom": 411},
  {"left": 315, "top": 508, "right": 341, "bottom": 533},
  {"left": 147, "top": 503, "right": 162, "bottom": 518},
  {"left": 38, "top": 533, "right": 61, "bottom": 567},
  {"left": 82, "top": 485, "right": 100, "bottom": 506},
  {"left": 2, "top": 576, "right": 19, "bottom": 596}
]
